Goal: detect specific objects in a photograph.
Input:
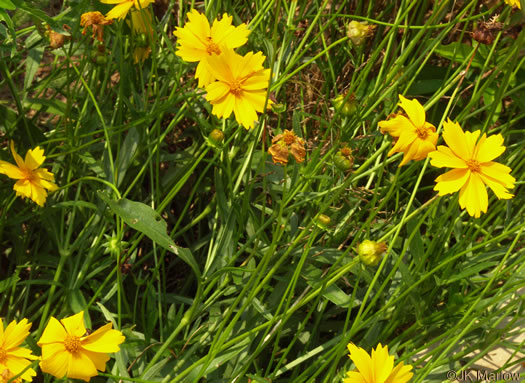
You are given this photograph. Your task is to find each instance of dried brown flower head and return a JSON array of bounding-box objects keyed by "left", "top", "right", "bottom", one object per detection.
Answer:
[
  {"left": 81, "top": 11, "right": 113, "bottom": 42},
  {"left": 268, "top": 130, "right": 306, "bottom": 165}
]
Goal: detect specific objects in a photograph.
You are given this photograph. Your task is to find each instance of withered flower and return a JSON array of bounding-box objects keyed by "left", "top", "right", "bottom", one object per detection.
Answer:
[
  {"left": 46, "top": 25, "right": 71, "bottom": 49},
  {"left": 268, "top": 130, "right": 306, "bottom": 165},
  {"left": 80, "top": 11, "right": 113, "bottom": 42}
]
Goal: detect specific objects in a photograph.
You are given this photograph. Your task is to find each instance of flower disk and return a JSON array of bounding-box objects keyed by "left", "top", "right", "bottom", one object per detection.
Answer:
[
  {"left": 205, "top": 49, "right": 271, "bottom": 129},
  {"left": 37, "top": 311, "right": 125, "bottom": 382},
  {"left": 0, "top": 141, "right": 58, "bottom": 207},
  {"left": 0, "top": 318, "right": 37, "bottom": 382},
  {"left": 173, "top": 9, "right": 250, "bottom": 87},
  {"left": 344, "top": 343, "right": 413, "bottom": 383},
  {"left": 428, "top": 119, "right": 515, "bottom": 218},
  {"left": 378, "top": 95, "right": 438, "bottom": 166}
]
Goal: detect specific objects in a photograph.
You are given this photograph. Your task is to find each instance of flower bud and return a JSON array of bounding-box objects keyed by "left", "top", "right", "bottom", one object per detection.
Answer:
[
  {"left": 332, "top": 94, "right": 357, "bottom": 117},
  {"left": 357, "top": 240, "right": 387, "bottom": 266},
  {"left": 314, "top": 214, "right": 331, "bottom": 230},
  {"left": 334, "top": 146, "right": 354, "bottom": 171},
  {"left": 347, "top": 21, "right": 375, "bottom": 45},
  {"left": 208, "top": 129, "right": 225, "bottom": 147}
]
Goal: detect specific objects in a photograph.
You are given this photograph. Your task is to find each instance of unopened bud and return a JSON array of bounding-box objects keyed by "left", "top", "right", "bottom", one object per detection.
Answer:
[
  {"left": 357, "top": 240, "right": 387, "bottom": 266},
  {"left": 334, "top": 146, "right": 354, "bottom": 171},
  {"left": 347, "top": 21, "right": 375, "bottom": 45},
  {"left": 332, "top": 94, "right": 357, "bottom": 117},
  {"left": 315, "top": 214, "right": 331, "bottom": 230},
  {"left": 208, "top": 129, "right": 224, "bottom": 146}
]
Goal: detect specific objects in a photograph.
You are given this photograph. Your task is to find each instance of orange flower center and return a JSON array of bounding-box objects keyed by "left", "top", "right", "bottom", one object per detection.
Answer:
[
  {"left": 0, "top": 347, "right": 7, "bottom": 363},
  {"left": 466, "top": 159, "right": 481, "bottom": 173},
  {"left": 341, "top": 147, "right": 352, "bottom": 157},
  {"left": 206, "top": 38, "right": 221, "bottom": 55},
  {"left": 415, "top": 126, "right": 429, "bottom": 139},
  {"left": 64, "top": 335, "right": 82, "bottom": 353},
  {"left": 229, "top": 80, "right": 243, "bottom": 96},
  {"left": 282, "top": 131, "right": 296, "bottom": 145}
]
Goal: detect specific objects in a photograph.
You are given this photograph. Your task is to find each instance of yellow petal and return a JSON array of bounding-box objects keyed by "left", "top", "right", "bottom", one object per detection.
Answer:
[
  {"left": 442, "top": 119, "right": 470, "bottom": 160},
  {"left": 478, "top": 173, "right": 514, "bottom": 200},
  {"left": 234, "top": 94, "right": 258, "bottom": 129},
  {"left": 398, "top": 95, "right": 426, "bottom": 128},
  {"left": 344, "top": 370, "right": 368, "bottom": 383},
  {"left": 428, "top": 146, "right": 467, "bottom": 169},
  {"left": 185, "top": 9, "right": 211, "bottom": 41},
  {"left": 60, "top": 312, "right": 87, "bottom": 338},
  {"left": 9, "top": 141, "right": 25, "bottom": 170},
  {"left": 3, "top": 318, "right": 31, "bottom": 349},
  {"left": 81, "top": 323, "right": 125, "bottom": 353},
  {"left": 195, "top": 60, "right": 215, "bottom": 87},
  {"left": 5, "top": 356, "right": 36, "bottom": 381},
  {"left": 379, "top": 115, "right": 413, "bottom": 138},
  {"left": 206, "top": 81, "right": 230, "bottom": 103},
  {"left": 7, "top": 347, "right": 38, "bottom": 360},
  {"left": 388, "top": 130, "right": 417, "bottom": 158},
  {"left": 38, "top": 317, "right": 67, "bottom": 346},
  {"left": 81, "top": 349, "right": 110, "bottom": 371},
  {"left": 459, "top": 172, "right": 487, "bottom": 218},
  {"left": 434, "top": 168, "right": 469, "bottom": 196},
  {"left": 99, "top": 0, "right": 125, "bottom": 4},
  {"left": 39, "top": 348, "right": 69, "bottom": 379},
  {"left": 385, "top": 362, "right": 414, "bottom": 383},
  {"left": 347, "top": 343, "right": 374, "bottom": 383},
  {"left": 106, "top": 1, "right": 134, "bottom": 20},
  {"left": 475, "top": 133, "right": 505, "bottom": 163},
  {"left": 479, "top": 162, "right": 515, "bottom": 189},
  {"left": 66, "top": 350, "right": 99, "bottom": 381},
  {"left": 24, "top": 146, "right": 45, "bottom": 171},
  {"left": 371, "top": 344, "right": 394, "bottom": 383}
]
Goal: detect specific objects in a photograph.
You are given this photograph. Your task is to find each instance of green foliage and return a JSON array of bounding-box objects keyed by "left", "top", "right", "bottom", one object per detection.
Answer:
[{"left": 0, "top": 0, "right": 524, "bottom": 382}]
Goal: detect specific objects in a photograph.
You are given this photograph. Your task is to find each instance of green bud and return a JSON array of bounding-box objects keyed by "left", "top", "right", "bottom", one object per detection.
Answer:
[
  {"left": 334, "top": 146, "right": 354, "bottom": 171},
  {"left": 314, "top": 214, "right": 331, "bottom": 230},
  {"left": 332, "top": 94, "right": 357, "bottom": 117},
  {"left": 208, "top": 129, "right": 225, "bottom": 147},
  {"left": 357, "top": 240, "right": 387, "bottom": 266}
]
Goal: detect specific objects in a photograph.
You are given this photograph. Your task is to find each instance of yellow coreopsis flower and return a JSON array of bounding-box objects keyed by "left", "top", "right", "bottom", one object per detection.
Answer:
[
  {"left": 504, "top": 0, "right": 521, "bottom": 9},
  {"left": 345, "top": 343, "right": 413, "bottom": 383},
  {"left": 37, "top": 311, "right": 125, "bottom": 382},
  {"left": 99, "top": 0, "right": 155, "bottom": 20},
  {"left": 205, "top": 49, "right": 271, "bottom": 129},
  {"left": 129, "top": 8, "right": 154, "bottom": 63},
  {"left": 428, "top": 119, "right": 515, "bottom": 218},
  {"left": 0, "top": 141, "right": 58, "bottom": 207},
  {"left": 0, "top": 318, "right": 38, "bottom": 382},
  {"left": 173, "top": 9, "right": 250, "bottom": 87},
  {"left": 379, "top": 95, "right": 438, "bottom": 166}
]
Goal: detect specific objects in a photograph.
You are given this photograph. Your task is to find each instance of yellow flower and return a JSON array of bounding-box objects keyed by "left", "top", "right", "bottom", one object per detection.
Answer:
[
  {"left": 0, "top": 141, "right": 58, "bottom": 207},
  {"left": 129, "top": 8, "right": 154, "bottom": 63},
  {"left": 345, "top": 343, "right": 413, "bottom": 383},
  {"left": 205, "top": 49, "right": 271, "bottom": 129},
  {"left": 428, "top": 119, "right": 515, "bottom": 218},
  {"left": 504, "top": 0, "right": 521, "bottom": 9},
  {"left": 0, "top": 318, "right": 37, "bottom": 382},
  {"left": 37, "top": 311, "right": 125, "bottom": 382},
  {"left": 80, "top": 11, "right": 113, "bottom": 42},
  {"left": 379, "top": 95, "right": 438, "bottom": 166},
  {"left": 357, "top": 240, "right": 387, "bottom": 267},
  {"left": 173, "top": 9, "right": 250, "bottom": 87},
  {"left": 268, "top": 130, "right": 306, "bottom": 165},
  {"left": 99, "top": 0, "right": 155, "bottom": 20}
]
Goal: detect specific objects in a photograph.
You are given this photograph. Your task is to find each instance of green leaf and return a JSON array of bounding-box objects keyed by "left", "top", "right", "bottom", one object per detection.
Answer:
[
  {"left": 0, "top": 0, "right": 15, "bottom": 10},
  {"left": 24, "top": 43, "right": 44, "bottom": 92},
  {"left": 98, "top": 191, "right": 200, "bottom": 278},
  {"left": 0, "top": 275, "right": 20, "bottom": 294}
]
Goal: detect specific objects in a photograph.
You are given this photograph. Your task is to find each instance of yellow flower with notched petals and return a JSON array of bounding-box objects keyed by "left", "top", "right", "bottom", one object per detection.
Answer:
[
  {"left": 0, "top": 318, "right": 37, "bottom": 382},
  {"left": 205, "top": 49, "right": 272, "bottom": 129},
  {"left": 0, "top": 142, "right": 58, "bottom": 207},
  {"left": 99, "top": 0, "right": 155, "bottom": 21},
  {"left": 345, "top": 343, "right": 413, "bottom": 383},
  {"left": 379, "top": 95, "right": 438, "bottom": 166},
  {"left": 37, "top": 311, "right": 125, "bottom": 382},
  {"left": 428, "top": 119, "right": 515, "bottom": 218},
  {"left": 173, "top": 9, "right": 250, "bottom": 87}
]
